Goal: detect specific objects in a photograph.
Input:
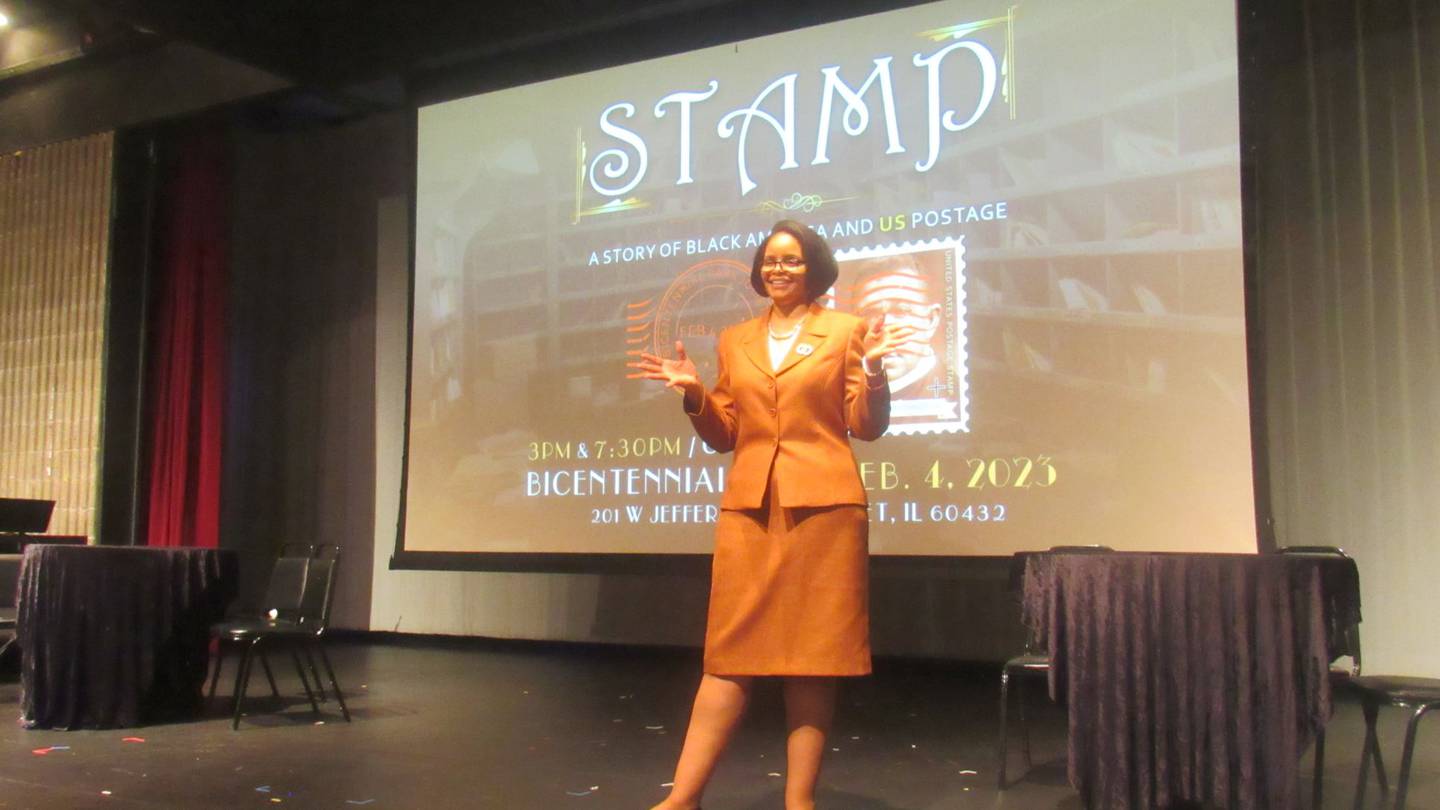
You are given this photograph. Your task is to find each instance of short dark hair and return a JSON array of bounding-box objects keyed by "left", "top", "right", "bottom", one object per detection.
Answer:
[{"left": 749, "top": 220, "right": 839, "bottom": 301}]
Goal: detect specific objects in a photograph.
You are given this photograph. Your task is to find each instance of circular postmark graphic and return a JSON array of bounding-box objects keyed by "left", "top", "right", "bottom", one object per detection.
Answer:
[{"left": 653, "top": 258, "right": 760, "bottom": 381}]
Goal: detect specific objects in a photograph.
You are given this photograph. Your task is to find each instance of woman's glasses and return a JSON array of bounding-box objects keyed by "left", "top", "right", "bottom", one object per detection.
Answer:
[{"left": 762, "top": 256, "right": 805, "bottom": 271}]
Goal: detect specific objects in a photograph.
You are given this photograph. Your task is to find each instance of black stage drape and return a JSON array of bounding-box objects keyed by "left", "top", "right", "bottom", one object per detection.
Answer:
[{"left": 1246, "top": 1, "right": 1440, "bottom": 559}]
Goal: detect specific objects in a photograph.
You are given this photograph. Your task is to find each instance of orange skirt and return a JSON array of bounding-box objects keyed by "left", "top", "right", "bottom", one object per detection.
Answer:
[{"left": 702, "top": 472, "right": 871, "bottom": 676}]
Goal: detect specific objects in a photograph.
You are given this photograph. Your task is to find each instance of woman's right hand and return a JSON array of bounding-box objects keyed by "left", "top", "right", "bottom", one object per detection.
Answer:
[{"left": 628, "top": 341, "right": 702, "bottom": 400}]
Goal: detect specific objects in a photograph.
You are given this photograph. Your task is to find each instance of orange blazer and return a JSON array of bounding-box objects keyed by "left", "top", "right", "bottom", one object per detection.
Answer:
[{"left": 687, "top": 302, "right": 890, "bottom": 510}]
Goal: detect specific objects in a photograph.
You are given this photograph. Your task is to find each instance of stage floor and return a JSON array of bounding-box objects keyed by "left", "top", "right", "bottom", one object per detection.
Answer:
[{"left": 0, "top": 637, "right": 1433, "bottom": 809}]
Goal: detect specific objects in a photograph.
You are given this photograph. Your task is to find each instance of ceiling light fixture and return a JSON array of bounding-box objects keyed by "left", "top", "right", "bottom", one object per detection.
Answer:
[{"left": 0, "top": 11, "right": 11, "bottom": 28}]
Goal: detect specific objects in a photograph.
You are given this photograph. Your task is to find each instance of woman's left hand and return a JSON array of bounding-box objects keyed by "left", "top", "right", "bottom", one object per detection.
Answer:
[{"left": 862, "top": 315, "right": 918, "bottom": 366}]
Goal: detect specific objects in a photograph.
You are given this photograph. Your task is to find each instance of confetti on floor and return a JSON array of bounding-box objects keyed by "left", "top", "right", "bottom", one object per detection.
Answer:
[
  {"left": 100, "top": 790, "right": 112, "bottom": 796},
  {"left": 644, "top": 725, "right": 664, "bottom": 730},
  {"left": 122, "top": 737, "right": 145, "bottom": 743},
  {"left": 344, "top": 801, "right": 376, "bottom": 806},
  {"left": 959, "top": 769, "right": 978, "bottom": 775},
  {"left": 767, "top": 772, "right": 783, "bottom": 777}
]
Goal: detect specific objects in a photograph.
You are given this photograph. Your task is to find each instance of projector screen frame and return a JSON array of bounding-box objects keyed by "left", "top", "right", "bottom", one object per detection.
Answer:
[
  {"left": 390, "top": 0, "right": 1279, "bottom": 573},
  {"left": 1235, "top": 7, "right": 1277, "bottom": 555}
]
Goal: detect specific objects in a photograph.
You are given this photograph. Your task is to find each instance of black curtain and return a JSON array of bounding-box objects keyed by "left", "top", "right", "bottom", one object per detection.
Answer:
[{"left": 1244, "top": 0, "right": 1440, "bottom": 670}]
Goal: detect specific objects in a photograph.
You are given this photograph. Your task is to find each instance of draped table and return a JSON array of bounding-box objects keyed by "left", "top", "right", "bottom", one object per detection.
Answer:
[
  {"left": 16, "top": 545, "right": 238, "bottom": 728},
  {"left": 1020, "top": 552, "right": 1361, "bottom": 810}
]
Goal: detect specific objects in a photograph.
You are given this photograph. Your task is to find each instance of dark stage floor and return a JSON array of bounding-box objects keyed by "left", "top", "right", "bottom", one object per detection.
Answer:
[{"left": 0, "top": 637, "right": 1435, "bottom": 809}]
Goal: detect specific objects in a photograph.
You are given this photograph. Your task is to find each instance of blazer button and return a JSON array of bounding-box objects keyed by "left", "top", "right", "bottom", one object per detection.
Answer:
[
  {"left": 767, "top": 407, "right": 776, "bottom": 415},
  {"left": 766, "top": 381, "right": 774, "bottom": 389}
]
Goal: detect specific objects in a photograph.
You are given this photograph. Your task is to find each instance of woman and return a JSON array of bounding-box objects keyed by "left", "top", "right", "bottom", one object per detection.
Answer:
[{"left": 631, "top": 220, "right": 914, "bottom": 810}]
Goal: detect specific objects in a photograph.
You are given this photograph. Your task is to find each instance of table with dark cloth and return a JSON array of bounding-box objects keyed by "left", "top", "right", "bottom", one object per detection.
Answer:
[
  {"left": 1020, "top": 551, "right": 1361, "bottom": 810},
  {"left": 16, "top": 545, "right": 238, "bottom": 729}
]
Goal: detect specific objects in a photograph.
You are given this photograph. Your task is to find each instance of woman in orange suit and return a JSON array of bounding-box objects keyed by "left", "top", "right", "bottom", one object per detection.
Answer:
[{"left": 632, "top": 220, "right": 914, "bottom": 810}]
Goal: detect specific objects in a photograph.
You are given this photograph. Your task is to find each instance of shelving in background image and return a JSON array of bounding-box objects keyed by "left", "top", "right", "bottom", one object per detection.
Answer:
[{"left": 960, "top": 0, "right": 1244, "bottom": 402}]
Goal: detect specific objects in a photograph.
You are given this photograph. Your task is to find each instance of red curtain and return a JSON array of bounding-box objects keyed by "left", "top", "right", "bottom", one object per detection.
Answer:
[{"left": 144, "top": 133, "right": 228, "bottom": 548}]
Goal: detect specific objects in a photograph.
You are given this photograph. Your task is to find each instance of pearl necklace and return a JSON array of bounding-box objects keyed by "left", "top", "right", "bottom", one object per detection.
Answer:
[{"left": 768, "top": 317, "right": 804, "bottom": 340}]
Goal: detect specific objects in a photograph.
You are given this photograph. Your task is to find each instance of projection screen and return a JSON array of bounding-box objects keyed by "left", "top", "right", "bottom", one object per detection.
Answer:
[{"left": 401, "top": 0, "right": 1257, "bottom": 562}]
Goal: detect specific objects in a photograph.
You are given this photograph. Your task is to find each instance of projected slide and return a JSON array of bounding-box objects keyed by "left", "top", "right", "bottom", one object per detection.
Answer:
[{"left": 405, "top": 0, "right": 1256, "bottom": 557}]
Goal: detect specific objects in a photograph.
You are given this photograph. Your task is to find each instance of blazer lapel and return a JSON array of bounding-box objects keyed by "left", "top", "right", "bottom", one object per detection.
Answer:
[
  {"left": 739, "top": 317, "right": 774, "bottom": 378},
  {"left": 774, "top": 303, "right": 832, "bottom": 377}
]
